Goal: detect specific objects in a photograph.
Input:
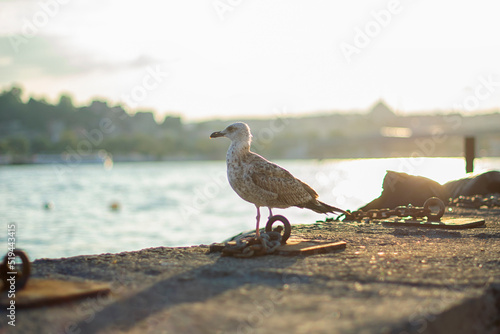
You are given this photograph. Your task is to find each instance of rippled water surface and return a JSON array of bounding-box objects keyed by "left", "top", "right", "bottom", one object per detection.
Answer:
[{"left": 1, "top": 157, "right": 498, "bottom": 259}]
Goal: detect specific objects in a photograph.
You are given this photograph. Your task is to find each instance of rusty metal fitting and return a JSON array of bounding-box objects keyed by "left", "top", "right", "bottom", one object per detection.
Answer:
[
  {"left": 423, "top": 197, "right": 445, "bottom": 222},
  {"left": 265, "top": 215, "right": 291, "bottom": 244},
  {"left": 0, "top": 249, "right": 31, "bottom": 291}
]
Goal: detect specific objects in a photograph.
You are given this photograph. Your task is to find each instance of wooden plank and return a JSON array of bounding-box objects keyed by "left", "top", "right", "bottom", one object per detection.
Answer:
[
  {"left": 210, "top": 239, "right": 347, "bottom": 256},
  {"left": 382, "top": 217, "right": 485, "bottom": 230},
  {"left": 277, "top": 240, "right": 347, "bottom": 256},
  {"left": 0, "top": 279, "right": 111, "bottom": 308}
]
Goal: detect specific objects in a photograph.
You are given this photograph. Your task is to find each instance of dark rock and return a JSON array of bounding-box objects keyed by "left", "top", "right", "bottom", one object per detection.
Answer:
[
  {"left": 359, "top": 171, "right": 447, "bottom": 211},
  {"left": 359, "top": 170, "right": 500, "bottom": 211},
  {"left": 444, "top": 170, "right": 500, "bottom": 198}
]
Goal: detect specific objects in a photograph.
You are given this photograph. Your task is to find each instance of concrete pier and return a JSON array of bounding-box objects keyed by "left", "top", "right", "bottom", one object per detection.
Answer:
[{"left": 10, "top": 207, "right": 500, "bottom": 333}]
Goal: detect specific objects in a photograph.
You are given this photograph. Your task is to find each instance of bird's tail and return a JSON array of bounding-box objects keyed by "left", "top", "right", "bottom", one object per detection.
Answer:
[{"left": 300, "top": 200, "right": 348, "bottom": 215}]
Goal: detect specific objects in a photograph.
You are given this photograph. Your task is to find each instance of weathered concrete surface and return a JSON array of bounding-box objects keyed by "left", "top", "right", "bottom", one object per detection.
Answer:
[{"left": 5, "top": 207, "right": 500, "bottom": 334}]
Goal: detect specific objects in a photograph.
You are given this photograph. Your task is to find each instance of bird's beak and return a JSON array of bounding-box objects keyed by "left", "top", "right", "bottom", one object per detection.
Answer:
[{"left": 210, "top": 131, "right": 225, "bottom": 138}]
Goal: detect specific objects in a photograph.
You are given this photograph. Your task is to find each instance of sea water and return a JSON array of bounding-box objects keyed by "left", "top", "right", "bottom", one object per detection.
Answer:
[{"left": 0, "top": 157, "right": 498, "bottom": 259}]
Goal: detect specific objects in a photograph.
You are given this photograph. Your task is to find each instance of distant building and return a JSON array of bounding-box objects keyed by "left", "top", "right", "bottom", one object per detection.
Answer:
[{"left": 369, "top": 100, "right": 395, "bottom": 119}]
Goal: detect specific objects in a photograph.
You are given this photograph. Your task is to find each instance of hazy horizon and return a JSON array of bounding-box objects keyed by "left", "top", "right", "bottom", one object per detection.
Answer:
[
  {"left": 2, "top": 1, "right": 500, "bottom": 120},
  {"left": 3, "top": 87, "right": 500, "bottom": 124}
]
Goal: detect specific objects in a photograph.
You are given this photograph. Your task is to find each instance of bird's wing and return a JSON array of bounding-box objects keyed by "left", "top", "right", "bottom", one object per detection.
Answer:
[{"left": 247, "top": 153, "right": 318, "bottom": 206}]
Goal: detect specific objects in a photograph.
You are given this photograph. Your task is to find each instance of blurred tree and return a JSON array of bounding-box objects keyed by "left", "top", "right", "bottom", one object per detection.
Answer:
[
  {"left": 0, "top": 140, "right": 8, "bottom": 154},
  {"left": 0, "top": 86, "right": 26, "bottom": 124},
  {"left": 158, "top": 133, "right": 178, "bottom": 157},
  {"left": 133, "top": 133, "right": 160, "bottom": 155},
  {"left": 161, "top": 115, "right": 182, "bottom": 133},
  {"left": 31, "top": 136, "right": 51, "bottom": 153},
  {"left": 26, "top": 97, "right": 54, "bottom": 132},
  {"left": 8, "top": 86, "right": 23, "bottom": 101},
  {"left": 58, "top": 94, "right": 74, "bottom": 110},
  {"left": 7, "top": 136, "right": 30, "bottom": 155},
  {"left": 53, "top": 130, "right": 78, "bottom": 151}
]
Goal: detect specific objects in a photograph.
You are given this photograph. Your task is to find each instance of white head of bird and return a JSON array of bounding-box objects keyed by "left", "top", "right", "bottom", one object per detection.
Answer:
[{"left": 210, "top": 122, "right": 252, "bottom": 150}]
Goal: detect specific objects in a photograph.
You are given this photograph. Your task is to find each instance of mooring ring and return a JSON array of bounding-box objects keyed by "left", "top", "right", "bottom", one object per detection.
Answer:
[
  {"left": 424, "top": 197, "right": 445, "bottom": 222},
  {"left": 0, "top": 249, "right": 31, "bottom": 291},
  {"left": 265, "top": 215, "right": 291, "bottom": 244}
]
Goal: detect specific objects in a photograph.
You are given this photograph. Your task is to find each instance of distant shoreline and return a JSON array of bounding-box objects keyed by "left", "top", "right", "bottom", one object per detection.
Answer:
[{"left": 1, "top": 153, "right": 496, "bottom": 166}]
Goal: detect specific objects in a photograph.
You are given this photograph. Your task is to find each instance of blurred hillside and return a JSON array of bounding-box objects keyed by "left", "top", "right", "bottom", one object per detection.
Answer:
[{"left": 0, "top": 86, "right": 499, "bottom": 164}]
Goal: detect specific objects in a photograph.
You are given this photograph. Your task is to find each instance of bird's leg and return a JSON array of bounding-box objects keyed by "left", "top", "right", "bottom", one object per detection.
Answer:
[
  {"left": 255, "top": 205, "right": 261, "bottom": 238},
  {"left": 268, "top": 207, "right": 273, "bottom": 219}
]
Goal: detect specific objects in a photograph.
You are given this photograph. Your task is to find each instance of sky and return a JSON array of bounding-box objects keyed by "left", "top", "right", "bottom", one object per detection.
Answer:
[{"left": 1, "top": 0, "right": 500, "bottom": 120}]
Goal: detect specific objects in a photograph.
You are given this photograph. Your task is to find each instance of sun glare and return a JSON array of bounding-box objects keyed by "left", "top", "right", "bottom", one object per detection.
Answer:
[{"left": 318, "top": 157, "right": 469, "bottom": 210}]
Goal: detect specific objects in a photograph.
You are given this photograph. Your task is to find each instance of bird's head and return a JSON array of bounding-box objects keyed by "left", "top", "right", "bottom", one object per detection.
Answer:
[{"left": 210, "top": 122, "right": 252, "bottom": 143}]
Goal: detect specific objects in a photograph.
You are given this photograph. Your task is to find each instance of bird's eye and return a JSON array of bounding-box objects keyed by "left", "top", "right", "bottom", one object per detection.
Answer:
[{"left": 227, "top": 126, "right": 235, "bottom": 132}]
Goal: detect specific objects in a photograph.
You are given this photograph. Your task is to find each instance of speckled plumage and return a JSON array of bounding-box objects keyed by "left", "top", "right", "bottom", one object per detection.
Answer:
[
  {"left": 210, "top": 122, "right": 346, "bottom": 236},
  {"left": 227, "top": 144, "right": 318, "bottom": 209}
]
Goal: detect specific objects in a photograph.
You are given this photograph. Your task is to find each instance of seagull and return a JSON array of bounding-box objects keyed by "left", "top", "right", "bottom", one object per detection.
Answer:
[{"left": 210, "top": 122, "right": 347, "bottom": 238}]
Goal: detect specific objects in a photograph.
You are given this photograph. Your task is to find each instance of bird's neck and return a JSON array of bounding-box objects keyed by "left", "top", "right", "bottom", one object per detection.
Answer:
[{"left": 227, "top": 138, "right": 251, "bottom": 160}]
